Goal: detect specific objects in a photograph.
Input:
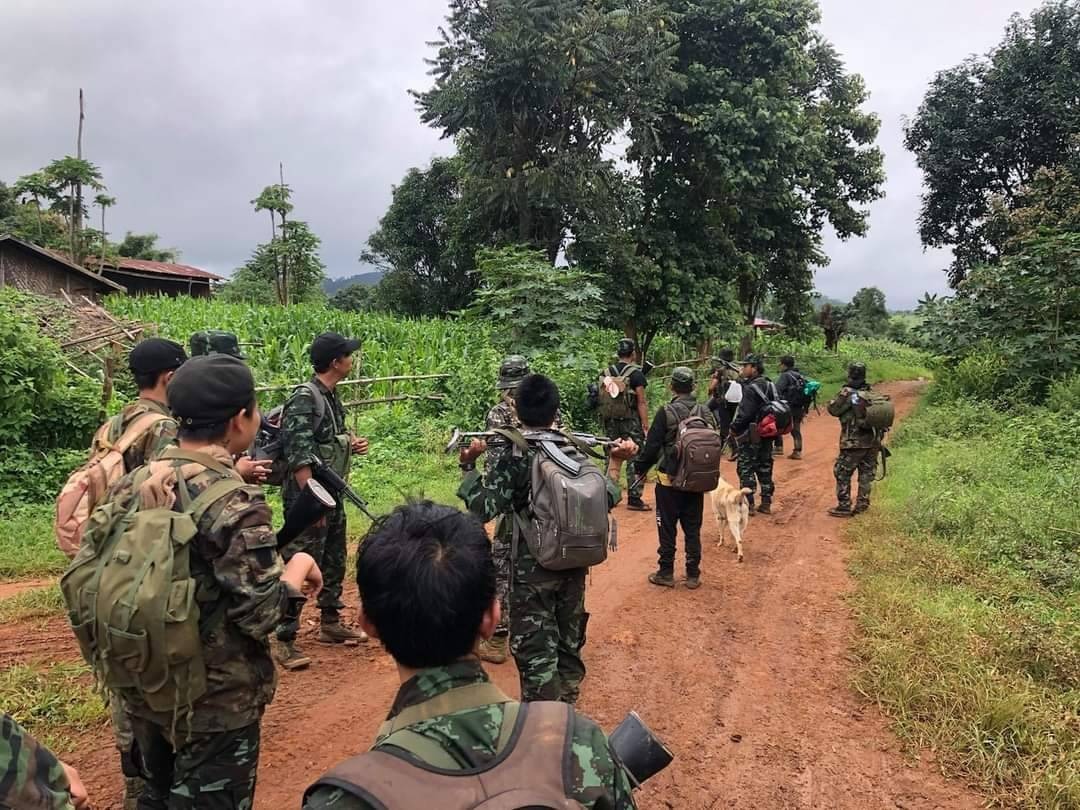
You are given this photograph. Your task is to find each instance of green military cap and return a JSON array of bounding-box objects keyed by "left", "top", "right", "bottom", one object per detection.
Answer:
[
  {"left": 189, "top": 330, "right": 245, "bottom": 359},
  {"left": 741, "top": 354, "right": 763, "bottom": 367},
  {"left": 671, "top": 366, "right": 695, "bottom": 386},
  {"left": 496, "top": 355, "right": 530, "bottom": 390}
]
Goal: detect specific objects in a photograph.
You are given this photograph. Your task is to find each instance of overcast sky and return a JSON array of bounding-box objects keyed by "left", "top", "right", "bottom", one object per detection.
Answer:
[{"left": 0, "top": 0, "right": 1045, "bottom": 309}]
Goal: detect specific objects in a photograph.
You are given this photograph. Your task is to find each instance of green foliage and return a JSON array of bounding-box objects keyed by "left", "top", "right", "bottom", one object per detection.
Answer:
[
  {"left": 0, "top": 664, "right": 106, "bottom": 753},
  {"left": 905, "top": 1, "right": 1080, "bottom": 285},
  {"left": 114, "top": 231, "right": 177, "bottom": 262},
  {"left": 0, "top": 505, "right": 69, "bottom": 577},
  {"left": 225, "top": 219, "right": 327, "bottom": 306},
  {"left": 362, "top": 156, "right": 484, "bottom": 315},
  {"left": 0, "top": 585, "right": 64, "bottom": 624},
  {"left": 846, "top": 287, "right": 890, "bottom": 338},
  {"left": 1045, "top": 372, "right": 1080, "bottom": 414},
  {"left": 328, "top": 283, "right": 371, "bottom": 313}
]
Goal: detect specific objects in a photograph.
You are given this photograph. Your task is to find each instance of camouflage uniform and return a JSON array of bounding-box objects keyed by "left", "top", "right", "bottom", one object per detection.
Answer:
[
  {"left": 459, "top": 449, "right": 619, "bottom": 703},
  {"left": 601, "top": 362, "right": 648, "bottom": 503},
  {"left": 102, "top": 397, "right": 179, "bottom": 473},
  {"left": 0, "top": 713, "right": 73, "bottom": 810},
  {"left": 301, "top": 658, "right": 636, "bottom": 810},
  {"left": 827, "top": 383, "right": 880, "bottom": 512},
  {"left": 730, "top": 373, "right": 775, "bottom": 506},
  {"left": 279, "top": 377, "right": 352, "bottom": 633},
  {"left": 113, "top": 447, "right": 292, "bottom": 809}
]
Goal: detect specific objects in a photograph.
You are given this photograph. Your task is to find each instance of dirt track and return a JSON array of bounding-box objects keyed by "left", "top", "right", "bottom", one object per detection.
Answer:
[{"left": 21, "top": 380, "right": 984, "bottom": 809}]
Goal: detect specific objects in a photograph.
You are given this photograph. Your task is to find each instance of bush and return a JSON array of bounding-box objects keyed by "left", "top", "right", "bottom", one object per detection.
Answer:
[
  {"left": 1045, "top": 373, "right": 1080, "bottom": 414},
  {"left": 0, "top": 447, "right": 86, "bottom": 514}
]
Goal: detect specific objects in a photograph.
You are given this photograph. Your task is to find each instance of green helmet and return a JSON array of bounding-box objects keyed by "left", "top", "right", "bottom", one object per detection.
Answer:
[
  {"left": 848, "top": 362, "right": 867, "bottom": 382},
  {"left": 496, "top": 355, "right": 530, "bottom": 390},
  {"left": 671, "top": 366, "right": 695, "bottom": 386},
  {"left": 189, "top": 331, "right": 245, "bottom": 360}
]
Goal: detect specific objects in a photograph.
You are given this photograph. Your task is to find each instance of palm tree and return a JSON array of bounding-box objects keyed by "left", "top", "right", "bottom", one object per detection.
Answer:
[
  {"left": 44, "top": 157, "right": 104, "bottom": 264},
  {"left": 12, "top": 172, "right": 54, "bottom": 241},
  {"left": 94, "top": 193, "right": 116, "bottom": 273}
]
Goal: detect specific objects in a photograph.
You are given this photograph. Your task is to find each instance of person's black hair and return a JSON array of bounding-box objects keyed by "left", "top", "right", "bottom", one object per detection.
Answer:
[
  {"left": 356, "top": 501, "right": 495, "bottom": 669},
  {"left": 514, "top": 374, "right": 560, "bottom": 428},
  {"left": 719, "top": 348, "right": 734, "bottom": 361},
  {"left": 780, "top": 355, "right": 795, "bottom": 369},
  {"left": 176, "top": 397, "right": 257, "bottom": 443},
  {"left": 134, "top": 369, "right": 169, "bottom": 392}
]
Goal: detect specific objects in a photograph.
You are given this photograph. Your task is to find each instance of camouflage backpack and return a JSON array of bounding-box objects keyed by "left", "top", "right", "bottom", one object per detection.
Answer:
[
  {"left": 597, "top": 364, "right": 641, "bottom": 420},
  {"left": 60, "top": 448, "right": 244, "bottom": 720}
]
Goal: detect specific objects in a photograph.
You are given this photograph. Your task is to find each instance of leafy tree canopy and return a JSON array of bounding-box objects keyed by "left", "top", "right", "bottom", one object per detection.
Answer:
[
  {"left": 328, "top": 283, "right": 371, "bottom": 313},
  {"left": 115, "top": 232, "right": 178, "bottom": 262}
]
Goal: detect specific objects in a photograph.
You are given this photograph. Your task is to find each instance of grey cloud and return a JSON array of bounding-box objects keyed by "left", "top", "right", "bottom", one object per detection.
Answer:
[{"left": 0, "top": 0, "right": 1046, "bottom": 308}]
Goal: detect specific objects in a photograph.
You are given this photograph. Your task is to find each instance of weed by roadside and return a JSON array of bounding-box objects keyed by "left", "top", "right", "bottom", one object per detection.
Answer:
[
  {"left": 0, "top": 505, "right": 67, "bottom": 579},
  {"left": 0, "top": 585, "right": 64, "bottom": 623},
  {"left": 0, "top": 664, "right": 105, "bottom": 754}
]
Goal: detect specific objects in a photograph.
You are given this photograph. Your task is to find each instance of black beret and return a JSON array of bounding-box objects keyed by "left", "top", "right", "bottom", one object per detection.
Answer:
[
  {"left": 129, "top": 338, "right": 187, "bottom": 375},
  {"left": 167, "top": 355, "right": 255, "bottom": 428}
]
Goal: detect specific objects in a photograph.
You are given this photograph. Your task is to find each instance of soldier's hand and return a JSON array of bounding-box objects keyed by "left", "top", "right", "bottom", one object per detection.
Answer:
[
  {"left": 351, "top": 435, "right": 370, "bottom": 455},
  {"left": 236, "top": 456, "right": 272, "bottom": 484},
  {"left": 283, "top": 552, "right": 323, "bottom": 599},
  {"left": 61, "top": 761, "right": 91, "bottom": 809},
  {"left": 459, "top": 439, "right": 487, "bottom": 465},
  {"left": 611, "top": 438, "right": 637, "bottom": 460}
]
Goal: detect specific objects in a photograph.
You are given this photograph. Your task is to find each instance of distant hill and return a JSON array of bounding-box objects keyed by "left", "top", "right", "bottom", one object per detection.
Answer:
[{"left": 323, "top": 272, "right": 383, "bottom": 295}]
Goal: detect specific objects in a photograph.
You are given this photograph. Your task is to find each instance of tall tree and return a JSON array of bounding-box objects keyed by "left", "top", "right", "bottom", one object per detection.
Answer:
[
  {"left": 12, "top": 172, "right": 54, "bottom": 240},
  {"left": 362, "top": 156, "right": 486, "bottom": 316},
  {"left": 846, "top": 286, "right": 889, "bottom": 337},
  {"left": 115, "top": 232, "right": 178, "bottom": 262},
  {"left": 415, "top": 0, "right": 678, "bottom": 262},
  {"left": 228, "top": 220, "right": 325, "bottom": 306},
  {"left": 42, "top": 156, "right": 104, "bottom": 264},
  {"left": 94, "top": 193, "right": 116, "bottom": 271},
  {"left": 251, "top": 179, "right": 295, "bottom": 304},
  {"left": 905, "top": 1, "right": 1080, "bottom": 285}
]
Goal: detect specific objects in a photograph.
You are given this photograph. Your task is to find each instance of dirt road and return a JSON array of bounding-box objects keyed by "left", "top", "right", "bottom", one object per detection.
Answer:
[{"left": 44, "top": 380, "right": 983, "bottom": 808}]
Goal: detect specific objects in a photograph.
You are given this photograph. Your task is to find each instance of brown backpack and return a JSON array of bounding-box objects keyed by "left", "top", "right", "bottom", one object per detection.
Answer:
[
  {"left": 664, "top": 401, "right": 722, "bottom": 493},
  {"left": 305, "top": 683, "right": 586, "bottom": 810},
  {"left": 54, "top": 409, "right": 172, "bottom": 558}
]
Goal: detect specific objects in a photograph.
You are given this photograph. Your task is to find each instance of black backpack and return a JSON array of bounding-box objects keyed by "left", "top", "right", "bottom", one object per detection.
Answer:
[{"left": 785, "top": 370, "right": 809, "bottom": 410}]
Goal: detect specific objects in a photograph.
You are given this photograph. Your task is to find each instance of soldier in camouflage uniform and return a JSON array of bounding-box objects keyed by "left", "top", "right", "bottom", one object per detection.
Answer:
[
  {"left": 188, "top": 330, "right": 245, "bottom": 359},
  {"left": 827, "top": 362, "right": 880, "bottom": 517},
  {"left": 277, "top": 332, "right": 370, "bottom": 670},
  {"left": 601, "top": 339, "right": 650, "bottom": 510},
  {"left": 302, "top": 501, "right": 637, "bottom": 809},
  {"left": 110, "top": 355, "right": 323, "bottom": 810},
  {"left": 459, "top": 375, "right": 634, "bottom": 704},
  {"left": 1, "top": 712, "right": 90, "bottom": 809},
  {"left": 730, "top": 354, "right": 776, "bottom": 514}
]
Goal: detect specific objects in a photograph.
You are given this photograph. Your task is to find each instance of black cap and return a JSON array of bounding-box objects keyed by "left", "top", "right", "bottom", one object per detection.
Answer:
[
  {"left": 129, "top": 338, "right": 187, "bottom": 376},
  {"left": 168, "top": 355, "right": 255, "bottom": 428},
  {"left": 616, "top": 338, "right": 636, "bottom": 357},
  {"left": 310, "top": 332, "right": 361, "bottom": 369}
]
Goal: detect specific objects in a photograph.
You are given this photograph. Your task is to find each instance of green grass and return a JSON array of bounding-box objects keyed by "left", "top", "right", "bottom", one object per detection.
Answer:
[
  {"left": 0, "top": 664, "right": 106, "bottom": 753},
  {"left": 0, "top": 585, "right": 64, "bottom": 623},
  {"left": 848, "top": 394, "right": 1080, "bottom": 809},
  {"left": 0, "top": 505, "right": 68, "bottom": 579}
]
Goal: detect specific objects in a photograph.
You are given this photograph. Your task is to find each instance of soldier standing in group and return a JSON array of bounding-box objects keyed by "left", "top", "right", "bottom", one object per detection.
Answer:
[
  {"left": 730, "top": 355, "right": 776, "bottom": 515},
  {"left": 459, "top": 374, "right": 636, "bottom": 703},
  {"left": 774, "top": 354, "right": 808, "bottom": 460},
  {"left": 188, "top": 330, "right": 246, "bottom": 359},
  {"left": 2, "top": 713, "right": 90, "bottom": 810},
  {"left": 302, "top": 501, "right": 637, "bottom": 809},
  {"left": 707, "top": 348, "right": 741, "bottom": 461},
  {"left": 827, "top": 362, "right": 880, "bottom": 517},
  {"left": 599, "top": 338, "right": 650, "bottom": 511},
  {"left": 276, "top": 332, "right": 370, "bottom": 670}
]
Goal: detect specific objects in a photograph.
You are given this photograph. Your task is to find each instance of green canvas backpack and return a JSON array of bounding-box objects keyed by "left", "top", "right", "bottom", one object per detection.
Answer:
[
  {"left": 597, "top": 364, "right": 641, "bottom": 421},
  {"left": 854, "top": 390, "right": 895, "bottom": 432},
  {"left": 61, "top": 449, "right": 245, "bottom": 722}
]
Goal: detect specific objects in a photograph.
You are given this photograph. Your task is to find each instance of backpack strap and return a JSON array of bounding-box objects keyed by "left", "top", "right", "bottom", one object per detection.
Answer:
[
  {"left": 187, "top": 477, "right": 248, "bottom": 524},
  {"left": 492, "top": 427, "right": 529, "bottom": 454},
  {"left": 377, "top": 681, "right": 514, "bottom": 737},
  {"left": 158, "top": 447, "right": 236, "bottom": 478},
  {"left": 293, "top": 381, "right": 330, "bottom": 435},
  {"left": 110, "top": 411, "right": 172, "bottom": 454}
]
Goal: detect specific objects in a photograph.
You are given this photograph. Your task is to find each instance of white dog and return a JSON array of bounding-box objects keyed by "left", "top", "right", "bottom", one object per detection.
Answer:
[{"left": 711, "top": 476, "right": 752, "bottom": 562}]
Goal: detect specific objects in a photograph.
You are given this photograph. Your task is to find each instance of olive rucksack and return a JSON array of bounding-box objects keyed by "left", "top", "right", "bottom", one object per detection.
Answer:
[
  {"left": 500, "top": 429, "right": 612, "bottom": 572},
  {"left": 664, "top": 401, "right": 723, "bottom": 493},
  {"left": 60, "top": 449, "right": 245, "bottom": 720},
  {"left": 253, "top": 382, "right": 327, "bottom": 486},
  {"left": 305, "top": 686, "right": 588, "bottom": 810},
  {"left": 597, "top": 364, "right": 641, "bottom": 420},
  {"left": 854, "top": 390, "right": 895, "bottom": 431}
]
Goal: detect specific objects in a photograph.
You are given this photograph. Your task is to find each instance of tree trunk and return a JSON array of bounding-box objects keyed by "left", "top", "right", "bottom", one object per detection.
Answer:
[
  {"left": 99, "top": 206, "right": 106, "bottom": 274},
  {"left": 278, "top": 164, "right": 289, "bottom": 306},
  {"left": 74, "top": 89, "right": 85, "bottom": 264}
]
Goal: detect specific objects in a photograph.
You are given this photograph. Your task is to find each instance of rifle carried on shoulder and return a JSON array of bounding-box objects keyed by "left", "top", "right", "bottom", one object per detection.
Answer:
[{"left": 445, "top": 428, "right": 616, "bottom": 476}]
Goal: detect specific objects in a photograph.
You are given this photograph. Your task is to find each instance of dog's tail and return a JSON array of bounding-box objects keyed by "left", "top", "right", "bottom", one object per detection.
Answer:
[{"left": 737, "top": 487, "right": 752, "bottom": 503}]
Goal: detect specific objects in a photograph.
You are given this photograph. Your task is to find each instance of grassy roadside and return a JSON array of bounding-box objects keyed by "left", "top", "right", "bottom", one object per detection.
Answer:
[
  {"left": 847, "top": 393, "right": 1080, "bottom": 809},
  {"left": 0, "top": 664, "right": 106, "bottom": 753}
]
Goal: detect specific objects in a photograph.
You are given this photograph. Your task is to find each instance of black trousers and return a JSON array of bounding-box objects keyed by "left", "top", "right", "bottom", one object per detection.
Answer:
[
  {"left": 774, "top": 411, "right": 804, "bottom": 453},
  {"left": 710, "top": 401, "right": 738, "bottom": 452},
  {"left": 654, "top": 483, "right": 704, "bottom": 577}
]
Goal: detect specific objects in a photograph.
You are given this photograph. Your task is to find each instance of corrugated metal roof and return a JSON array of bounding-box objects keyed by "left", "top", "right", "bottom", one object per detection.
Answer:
[
  {"left": 0, "top": 235, "right": 127, "bottom": 292},
  {"left": 104, "top": 258, "right": 223, "bottom": 281}
]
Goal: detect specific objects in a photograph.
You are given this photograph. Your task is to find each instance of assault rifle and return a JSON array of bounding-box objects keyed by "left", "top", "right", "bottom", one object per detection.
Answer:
[
  {"left": 311, "top": 460, "right": 380, "bottom": 524},
  {"left": 445, "top": 428, "right": 617, "bottom": 476},
  {"left": 275, "top": 478, "right": 338, "bottom": 620},
  {"left": 609, "top": 711, "right": 674, "bottom": 788}
]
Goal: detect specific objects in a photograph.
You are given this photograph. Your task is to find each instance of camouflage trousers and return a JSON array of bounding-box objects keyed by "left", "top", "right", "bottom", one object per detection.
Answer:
[
  {"left": 736, "top": 440, "right": 775, "bottom": 502},
  {"left": 510, "top": 571, "right": 588, "bottom": 704},
  {"left": 277, "top": 500, "right": 347, "bottom": 642},
  {"left": 834, "top": 447, "right": 878, "bottom": 510},
  {"left": 492, "top": 520, "right": 512, "bottom": 636},
  {"left": 130, "top": 716, "right": 261, "bottom": 810},
  {"left": 603, "top": 417, "right": 645, "bottom": 501}
]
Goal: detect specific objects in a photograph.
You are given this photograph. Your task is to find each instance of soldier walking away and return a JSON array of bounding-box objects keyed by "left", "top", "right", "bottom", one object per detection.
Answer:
[
  {"left": 276, "top": 332, "right": 371, "bottom": 670},
  {"left": 774, "top": 355, "right": 808, "bottom": 459},
  {"left": 599, "top": 338, "right": 651, "bottom": 511},
  {"left": 635, "top": 367, "right": 717, "bottom": 590},
  {"left": 827, "top": 363, "right": 880, "bottom": 517},
  {"left": 2, "top": 712, "right": 91, "bottom": 810},
  {"left": 64, "top": 355, "right": 323, "bottom": 810},
  {"left": 188, "top": 330, "right": 246, "bottom": 359},
  {"left": 730, "top": 355, "right": 777, "bottom": 515},
  {"left": 707, "top": 348, "right": 741, "bottom": 461},
  {"left": 459, "top": 374, "right": 636, "bottom": 704},
  {"left": 302, "top": 501, "right": 637, "bottom": 810}
]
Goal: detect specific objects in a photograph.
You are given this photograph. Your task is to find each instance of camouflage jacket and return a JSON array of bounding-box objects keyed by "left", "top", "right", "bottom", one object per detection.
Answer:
[
  {"left": 484, "top": 399, "right": 565, "bottom": 473},
  {"left": 283, "top": 377, "right": 351, "bottom": 485},
  {"left": 99, "top": 397, "right": 178, "bottom": 473},
  {"left": 827, "top": 383, "right": 880, "bottom": 450},
  {"left": 459, "top": 444, "right": 619, "bottom": 583},
  {"left": 120, "top": 446, "right": 291, "bottom": 734},
  {"left": 0, "top": 713, "right": 73, "bottom": 810},
  {"left": 302, "top": 658, "right": 636, "bottom": 810}
]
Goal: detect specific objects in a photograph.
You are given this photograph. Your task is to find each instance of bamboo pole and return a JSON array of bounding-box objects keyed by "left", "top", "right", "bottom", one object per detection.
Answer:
[
  {"left": 344, "top": 394, "right": 447, "bottom": 407},
  {"left": 254, "top": 373, "right": 451, "bottom": 394}
]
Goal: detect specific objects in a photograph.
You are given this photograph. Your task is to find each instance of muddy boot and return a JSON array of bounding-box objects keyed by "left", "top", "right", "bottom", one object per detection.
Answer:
[
  {"left": 319, "top": 620, "right": 368, "bottom": 645},
  {"left": 685, "top": 575, "right": 702, "bottom": 590},
  {"left": 828, "top": 505, "right": 854, "bottom": 518},
  {"left": 477, "top": 634, "right": 509, "bottom": 664},
  {"left": 648, "top": 571, "right": 675, "bottom": 588},
  {"left": 756, "top": 500, "right": 772, "bottom": 515},
  {"left": 274, "top": 639, "right": 312, "bottom": 671},
  {"left": 627, "top": 497, "right": 652, "bottom": 512},
  {"left": 772, "top": 445, "right": 784, "bottom": 456},
  {"left": 853, "top": 502, "right": 870, "bottom": 515},
  {"left": 789, "top": 450, "right": 802, "bottom": 460}
]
